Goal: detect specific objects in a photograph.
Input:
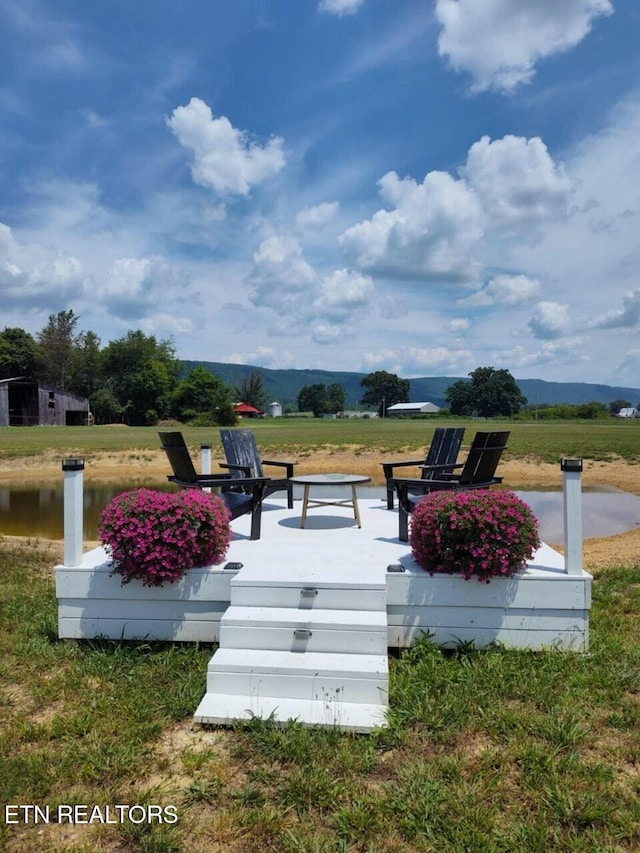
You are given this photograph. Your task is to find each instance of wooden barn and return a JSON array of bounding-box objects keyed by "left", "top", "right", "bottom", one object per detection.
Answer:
[{"left": 0, "top": 378, "right": 90, "bottom": 427}]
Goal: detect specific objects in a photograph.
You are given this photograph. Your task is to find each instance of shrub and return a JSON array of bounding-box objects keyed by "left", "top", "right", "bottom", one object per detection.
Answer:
[
  {"left": 98, "top": 488, "right": 232, "bottom": 587},
  {"left": 409, "top": 489, "right": 540, "bottom": 583}
]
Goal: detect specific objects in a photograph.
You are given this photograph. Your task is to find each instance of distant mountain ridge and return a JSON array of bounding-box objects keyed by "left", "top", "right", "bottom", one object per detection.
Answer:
[{"left": 182, "top": 360, "right": 640, "bottom": 411}]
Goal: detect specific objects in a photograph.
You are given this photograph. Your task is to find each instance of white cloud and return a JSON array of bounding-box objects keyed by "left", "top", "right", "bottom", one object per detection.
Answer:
[
  {"left": 318, "top": 0, "right": 365, "bottom": 17},
  {"left": 295, "top": 201, "right": 340, "bottom": 228},
  {"left": 502, "top": 338, "right": 585, "bottom": 369},
  {"left": 586, "top": 288, "right": 640, "bottom": 329},
  {"left": 463, "top": 135, "right": 573, "bottom": 232},
  {"left": 361, "top": 345, "right": 473, "bottom": 376},
  {"left": 435, "top": 0, "right": 613, "bottom": 92},
  {"left": 311, "top": 323, "right": 343, "bottom": 344},
  {"left": 447, "top": 318, "right": 470, "bottom": 333},
  {"left": 312, "top": 269, "right": 374, "bottom": 321},
  {"left": 167, "top": 97, "right": 285, "bottom": 197},
  {"left": 0, "top": 222, "right": 87, "bottom": 311},
  {"left": 220, "top": 346, "right": 297, "bottom": 370},
  {"left": 528, "top": 301, "right": 571, "bottom": 339},
  {"left": 460, "top": 274, "right": 541, "bottom": 307},
  {"left": 247, "top": 234, "right": 317, "bottom": 311},
  {"left": 102, "top": 257, "right": 188, "bottom": 320},
  {"left": 339, "top": 169, "right": 484, "bottom": 282}
]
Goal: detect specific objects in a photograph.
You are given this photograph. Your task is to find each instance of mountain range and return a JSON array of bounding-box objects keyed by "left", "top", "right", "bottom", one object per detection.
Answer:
[{"left": 183, "top": 361, "right": 640, "bottom": 411}]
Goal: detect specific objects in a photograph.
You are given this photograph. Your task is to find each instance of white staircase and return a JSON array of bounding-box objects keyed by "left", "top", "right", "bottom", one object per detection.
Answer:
[{"left": 193, "top": 563, "right": 389, "bottom": 732}]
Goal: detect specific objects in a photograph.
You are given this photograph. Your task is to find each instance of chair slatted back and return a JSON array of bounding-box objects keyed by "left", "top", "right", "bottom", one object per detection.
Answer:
[
  {"left": 457, "top": 431, "right": 510, "bottom": 485},
  {"left": 158, "top": 431, "right": 199, "bottom": 484},
  {"left": 220, "top": 429, "right": 264, "bottom": 478},
  {"left": 422, "top": 427, "right": 465, "bottom": 480}
]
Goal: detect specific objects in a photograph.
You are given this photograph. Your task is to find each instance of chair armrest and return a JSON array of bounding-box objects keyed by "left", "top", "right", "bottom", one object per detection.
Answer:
[
  {"left": 261, "top": 460, "right": 295, "bottom": 477},
  {"left": 219, "top": 462, "right": 253, "bottom": 476},
  {"left": 382, "top": 459, "right": 426, "bottom": 477},
  {"left": 418, "top": 462, "right": 464, "bottom": 473},
  {"left": 169, "top": 474, "right": 267, "bottom": 489}
]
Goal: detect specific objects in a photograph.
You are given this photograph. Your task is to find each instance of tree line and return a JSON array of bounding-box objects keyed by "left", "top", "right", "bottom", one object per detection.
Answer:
[{"left": 0, "top": 311, "right": 267, "bottom": 426}]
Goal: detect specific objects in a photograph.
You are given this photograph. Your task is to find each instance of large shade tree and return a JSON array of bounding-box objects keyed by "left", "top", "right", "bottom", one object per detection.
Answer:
[
  {"left": 446, "top": 366, "right": 527, "bottom": 417},
  {"left": 172, "top": 366, "right": 236, "bottom": 425},
  {"left": 100, "top": 331, "right": 180, "bottom": 425},
  {"left": 360, "top": 370, "right": 410, "bottom": 417},
  {"left": 0, "top": 327, "right": 39, "bottom": 380}
]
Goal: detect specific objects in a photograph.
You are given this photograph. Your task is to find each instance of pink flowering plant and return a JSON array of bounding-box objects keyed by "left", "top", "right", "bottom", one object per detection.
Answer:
[
  {"left": 98, "top": 488, "right": 232, "bottom": 587},
  {"left": 409, "top": 489, "right": 540, "bottom": 583}
]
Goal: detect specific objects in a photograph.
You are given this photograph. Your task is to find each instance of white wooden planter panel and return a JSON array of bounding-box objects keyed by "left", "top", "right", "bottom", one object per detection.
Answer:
[
  {"left": 388, "top": 624, "right": 588, "bottom": 650},
  {"left": 58, "top": 617, "right": 224, "bottom": 643}
]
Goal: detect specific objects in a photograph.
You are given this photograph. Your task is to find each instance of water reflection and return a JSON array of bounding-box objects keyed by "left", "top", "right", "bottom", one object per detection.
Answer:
[{"left": 0, "top": 482, "right": 638, "bottom": 543}]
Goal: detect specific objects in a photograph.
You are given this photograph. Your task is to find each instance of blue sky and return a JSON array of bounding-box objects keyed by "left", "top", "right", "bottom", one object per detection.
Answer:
[{"left": 1, "top": 0, "right": 639, "bottom": 385}]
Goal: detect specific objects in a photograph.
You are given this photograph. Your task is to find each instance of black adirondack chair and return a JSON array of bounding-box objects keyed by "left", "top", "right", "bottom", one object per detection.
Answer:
[
  {"left": 158, "top": 431, "right": 267, "bottom": 540},
  {"left": 382, "top": 426, "right": 465, "bottom": 509},
  {"left": 392, "top": 430, "right": 510, "bottom": 541},
  {"left": 219, "top": 428, "right": 295, "bottom": 509}
]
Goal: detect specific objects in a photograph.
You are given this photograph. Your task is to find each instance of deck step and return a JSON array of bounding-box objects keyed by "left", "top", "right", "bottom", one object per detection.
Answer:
[
  {"left": 204, "top": 648, "right": 388, "bottom": 705},
  {"left": 194, "top": 693, "right": 388, "bottom": 732},
  {"left": 220, "top": 606, "right": 387, "bottom": 654},
  {"left": 230, "top": 564, "right": 386, "bottom": 611}
]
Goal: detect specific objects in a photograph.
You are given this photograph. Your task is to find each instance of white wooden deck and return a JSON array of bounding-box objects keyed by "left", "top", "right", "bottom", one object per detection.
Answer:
[{"left": 55, "top": 497, "right": 592, "bottom": 732}]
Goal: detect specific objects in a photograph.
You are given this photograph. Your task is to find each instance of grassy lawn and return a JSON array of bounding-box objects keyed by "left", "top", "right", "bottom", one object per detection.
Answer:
[
  {"left": 1, "top": 418, "right": 639, "bottom": 464},
  {"left": 1, "top": 538, "right": 639, "bottom": 852}
]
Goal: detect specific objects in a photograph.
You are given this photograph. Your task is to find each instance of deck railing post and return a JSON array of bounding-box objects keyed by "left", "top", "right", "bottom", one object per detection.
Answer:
[
  {"left": 201, "top": 443, "right": 212, "bottom": 492},
  {"left": 62, "top": 458, "right": 84, "bottom": 567},
  {"left": 561, "top": 458, "right": 583, "bottom": 575}
]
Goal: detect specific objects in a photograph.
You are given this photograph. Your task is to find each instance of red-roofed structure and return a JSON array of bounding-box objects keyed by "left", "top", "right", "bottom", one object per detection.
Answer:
[{"left": 233, "top": 402, "right": 264, "bottom": 418}]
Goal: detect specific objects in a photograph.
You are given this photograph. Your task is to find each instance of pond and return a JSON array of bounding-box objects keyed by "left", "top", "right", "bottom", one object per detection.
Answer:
[{"left": 0, "top": 482, "right": 639, "bottom": 543}]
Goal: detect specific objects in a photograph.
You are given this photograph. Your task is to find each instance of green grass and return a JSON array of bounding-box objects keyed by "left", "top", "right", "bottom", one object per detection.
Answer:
[
  {"left": 1, "top": 538, "right": 639, "bottom": 852},
  {"left": 1, "top": 418, "right": 639, "bottom": 465}
]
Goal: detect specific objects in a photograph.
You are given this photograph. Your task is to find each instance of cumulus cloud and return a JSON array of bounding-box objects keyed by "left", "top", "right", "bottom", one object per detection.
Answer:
[
  {"left": 318, "top": 0, "right": 365, "bottom": 16},
  {"left": 339, "top": 169, "right": 484, "bottom": 282},
  {"left": 502, "top": 338, "right": 585, "bottom": 369},
  {"left": 312, "top": 269, "right": 374, "bottom": 321},
  {"left": 463, "top": 136, "right": 573, "bottom": 232},
  {"left": 435, "top": 0, "right": 613, "bottom": 92},
  {"left": 220, "top": 346, "right": 297, "bottom": 370},
  {"left": 460, "top": 273, "right": 541, "bottom": 307},
  {"left": 362, "top": 345, "right": 473, "bottom": 376},
  {"left": 447, "top": 317, "right": 470, "bottom": 333},
  {"left": 586, "top": 288, "right": 640, "bottom": 329},
  {"left": 0, "top": 222, "right": 87, "bottom": 311},
  {"left": 102, "top": 256, "right": 188, "bottom": 319},
  {"left": 247, "top": 234, "right": 317, "bottom": 312},
  {"left": 167, "top": 97, "right": 285, "bottom": 197},
  {"left": 528, "top": 300, "right": 571, "bottom": 339},
  {"left": 339, "top": 132, "right": 571, "bottom": 284},
  {"left": 295, "top": 201, "right": 340, "bottom": 228}
]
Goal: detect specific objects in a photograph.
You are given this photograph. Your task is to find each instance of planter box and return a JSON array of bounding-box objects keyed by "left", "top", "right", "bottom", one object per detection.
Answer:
[
  {"left": 386, "top": 544, "right": 591, "bottom": 651},
  {"left": 56, "top": 543, "right": 591, "bottom": 651},
  {"left": 55, "top": 547, "right": 238, "bottom": 642}
]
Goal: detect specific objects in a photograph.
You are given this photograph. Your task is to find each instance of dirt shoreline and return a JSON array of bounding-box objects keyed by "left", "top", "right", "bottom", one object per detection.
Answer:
[{"left": 1, "top": 449, "right": 639, "bottom": 572}]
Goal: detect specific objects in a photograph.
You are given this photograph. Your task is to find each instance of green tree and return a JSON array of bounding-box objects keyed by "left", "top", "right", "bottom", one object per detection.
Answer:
[
  {"left": 89, "top": 386, "right": 124, "bottom": 424},
  {"left": 446, "top": 367, "right": 527, "bottom": 417},
  {"left": 326, "top": 383, "right": 345, "bottom": 415},
  {"left": 101, "top": 330, "right": 180, "bottom": 425},
  {"left": 609, "top": 398, "right": 631, "bottom": 415},
  {"left": 0, "top": 327, "right": 39, "bottom": 379},
  {"left": 360, "top": 370, "right": 410, "bottom": 417},
  {"left": 236, "top": 370, "right": 267, "bottom": 412},
  {"left": 68, "top": 330, "right": 102, "bottom": 399},
  {"left": 298, "top": 383, "right": 329, "bottom": 418},
  {"left": 172, "top": 366, "right": 237, "bottom": 425},
  {"left": 36, "top": 309, "right": 80, "bottom": 389}
]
